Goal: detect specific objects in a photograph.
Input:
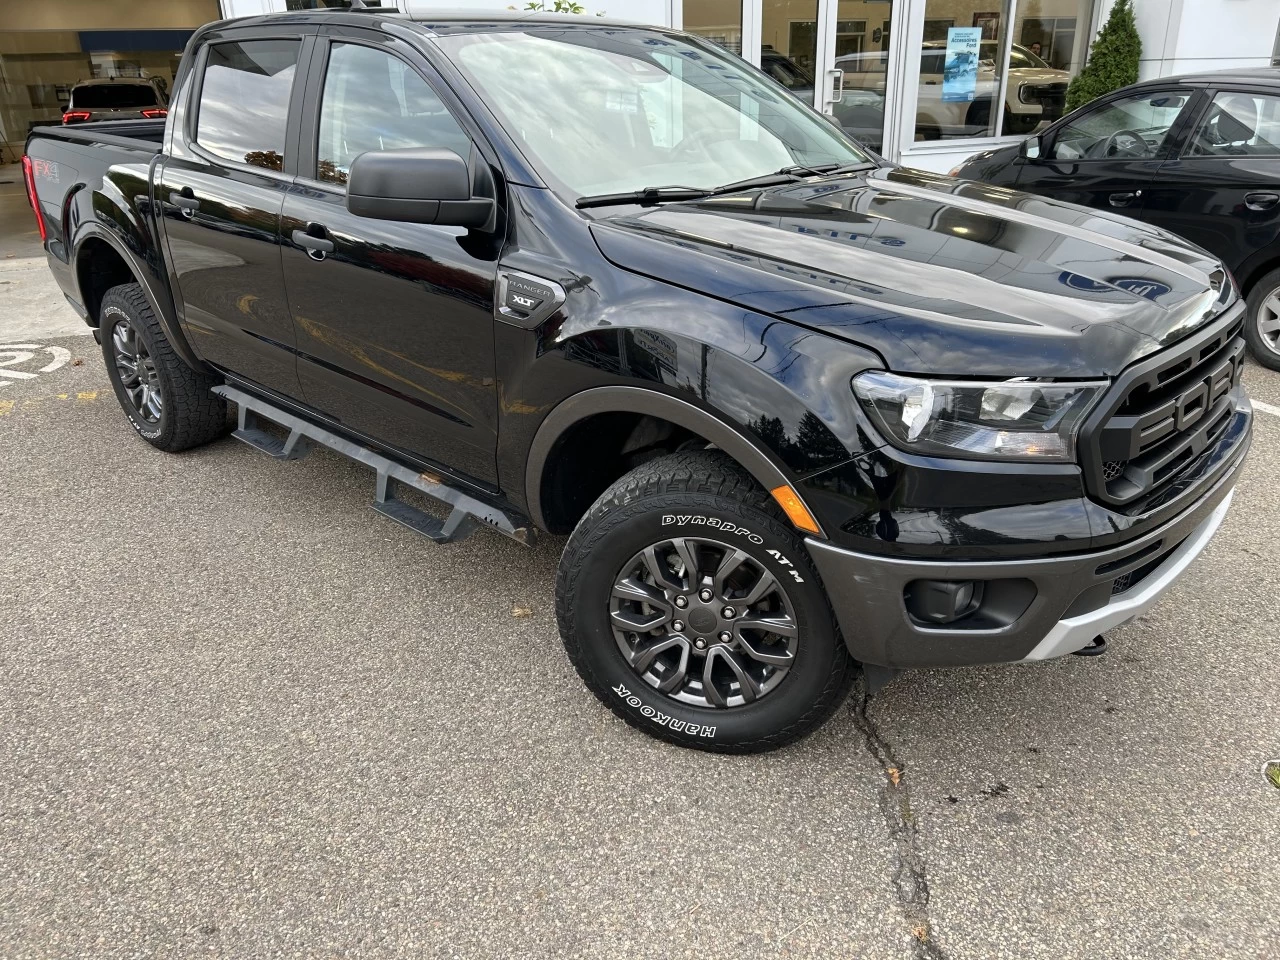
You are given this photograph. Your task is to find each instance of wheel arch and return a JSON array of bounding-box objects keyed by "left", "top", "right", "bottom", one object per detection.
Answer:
[
  {"left": 525, "top": 386, "right": 826, "bottom": 539},
  {"left": 71, "top": 225, "right": 203, "bottom": 370}
]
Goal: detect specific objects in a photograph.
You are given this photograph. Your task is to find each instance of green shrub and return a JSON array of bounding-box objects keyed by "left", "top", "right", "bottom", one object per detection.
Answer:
[{"left": 1065, "top": 0, "right": 1142, "bottom": 113}]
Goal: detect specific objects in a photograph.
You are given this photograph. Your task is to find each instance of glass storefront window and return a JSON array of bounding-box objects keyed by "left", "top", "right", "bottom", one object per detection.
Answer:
[
  {"left": 0, "top": 1, "right": 220, "bottom": 159},
  {"left": 682, "top": 0, "right": 743, "bottom": 56},
  {"left": 911, "top": 0, "right": 1012, "bottom": 141},
  {"left": 910, "top": 0, "right": 1092, "bottom": 144}
]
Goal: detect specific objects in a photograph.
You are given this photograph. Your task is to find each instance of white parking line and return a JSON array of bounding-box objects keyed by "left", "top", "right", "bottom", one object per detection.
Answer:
[{"left": 1254, "top": 398, "right": 1280, "bottom": 418}]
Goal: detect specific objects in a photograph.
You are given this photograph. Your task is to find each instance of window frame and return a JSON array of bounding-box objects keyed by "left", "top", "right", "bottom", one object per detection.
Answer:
[
  {"left": 296, "top": 28, "right": 484, "bottom": 196},
  {"left": 186, "top": 29, "right": 316, "bottom": 181},
  {"left": 1177, "top": 85, "right": 1280, "bottom": 160}
]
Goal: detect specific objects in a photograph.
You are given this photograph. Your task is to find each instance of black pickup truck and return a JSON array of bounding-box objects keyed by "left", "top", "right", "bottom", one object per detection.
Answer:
[{"left": 23, "top": 8, "right": 1252, "bottom": 752}]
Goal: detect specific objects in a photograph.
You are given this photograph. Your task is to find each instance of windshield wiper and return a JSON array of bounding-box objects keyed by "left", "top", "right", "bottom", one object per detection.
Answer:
[
  {"left": 708, "top": 162, "right": 877, "bottom": 196},
  {"left": 575, "top": 162, "right": 878, "bottom": 209},
  {"left": 576, "top": 185, "right": 711, "bottom": 209}
]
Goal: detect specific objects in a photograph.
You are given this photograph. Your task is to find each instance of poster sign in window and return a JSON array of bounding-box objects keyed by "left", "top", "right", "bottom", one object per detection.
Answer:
[{"left": 942, "top": 27, "right": 982, "bottom": 102}]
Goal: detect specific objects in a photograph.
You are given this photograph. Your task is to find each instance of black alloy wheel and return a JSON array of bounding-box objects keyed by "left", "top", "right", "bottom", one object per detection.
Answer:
[{"left": 610, "top": 535, "right": 798, "bottom": 708}]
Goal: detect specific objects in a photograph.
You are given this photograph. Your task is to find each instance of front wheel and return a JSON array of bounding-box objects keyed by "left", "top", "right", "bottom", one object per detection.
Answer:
[
  {"left": 1244, "top": 268, "right": 1280, "bottom": 371},
  {"left": 556, "top": 451, "right": 856, "bottom": 753}
]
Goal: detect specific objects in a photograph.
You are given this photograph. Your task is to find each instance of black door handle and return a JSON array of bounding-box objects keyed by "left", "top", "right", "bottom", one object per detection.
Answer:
[
  {"left": 1245, "top": 192, "right": 1279, "bottom": 211},
  {"left": 1108, "top": 190, "right": 1141, "bottom": 207},
  {"left": 169, "top": 187, "right": 198, "bottom": 217},
  {"left": 291, "top": 224, "right": 334, "bottom": 260}
]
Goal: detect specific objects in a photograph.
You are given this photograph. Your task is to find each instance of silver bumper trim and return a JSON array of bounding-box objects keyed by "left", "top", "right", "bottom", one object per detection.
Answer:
[{"left": 1020, "top": 489, "right": 1234, "bottom": 661}]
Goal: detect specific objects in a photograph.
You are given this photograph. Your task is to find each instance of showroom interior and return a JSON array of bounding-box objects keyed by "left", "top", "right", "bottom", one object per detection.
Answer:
[{"left": 2, "top": 0, "right": 1278, "bottom": 170}]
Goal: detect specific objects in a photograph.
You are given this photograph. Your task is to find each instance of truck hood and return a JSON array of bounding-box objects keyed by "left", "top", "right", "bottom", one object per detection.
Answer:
[{"left": 589, "top": 166, "right": 1231, "bottom": 378}]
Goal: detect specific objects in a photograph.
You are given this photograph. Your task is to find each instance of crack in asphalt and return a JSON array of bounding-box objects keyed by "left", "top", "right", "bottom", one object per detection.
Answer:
[{"left": 852, "top": 687, "right": 949, "bottom": 960}]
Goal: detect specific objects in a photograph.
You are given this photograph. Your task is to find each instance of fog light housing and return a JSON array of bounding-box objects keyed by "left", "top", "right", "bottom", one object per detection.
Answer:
[{"left": 904, "top": 579, "right": 983, "bottom": 625}]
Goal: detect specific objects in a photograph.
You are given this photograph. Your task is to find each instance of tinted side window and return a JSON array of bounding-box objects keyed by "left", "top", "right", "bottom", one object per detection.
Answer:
[
  {"left": 197, "top": 39, "right": 301, "bottom": 171},
  {"left": 316, "top": 42, "right": 471, "bottom": 185},
  {"left": 1187, "top": 91, "right": 1280, "bottom": 157}
]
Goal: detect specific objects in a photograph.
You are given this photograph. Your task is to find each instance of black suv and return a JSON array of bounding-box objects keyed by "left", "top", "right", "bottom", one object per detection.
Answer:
[{"left": 24, "top": 9, "right": 1252, "bottom": 752}]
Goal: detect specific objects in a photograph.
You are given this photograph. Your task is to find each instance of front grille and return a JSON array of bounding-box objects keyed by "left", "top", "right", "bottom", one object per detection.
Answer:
[
  {"left": 1033, "top": 81, "right": 1068, "bottom": 120},
  {"left": 1081, "top": 313, "right": 1245, "bottom": 507}
]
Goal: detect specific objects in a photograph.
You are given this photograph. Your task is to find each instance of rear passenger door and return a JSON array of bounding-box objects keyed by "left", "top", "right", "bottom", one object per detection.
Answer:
[
  {"left": 280, "top": 27, "right": 501, "bottom": 486},
  {"left": 1142, "top": 87, "right": 1280, "bottom": 277},
  {"left": 160, "top": 28, "right": 313, "bottom": 397}
]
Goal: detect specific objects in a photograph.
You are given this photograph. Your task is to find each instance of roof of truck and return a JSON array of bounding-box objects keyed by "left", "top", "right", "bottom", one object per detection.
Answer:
[{"left": 246, "top": 4, "right": 641, "bottom": 29}]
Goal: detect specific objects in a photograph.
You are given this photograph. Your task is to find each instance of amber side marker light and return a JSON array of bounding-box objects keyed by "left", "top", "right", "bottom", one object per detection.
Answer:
[{"left": 770, "top": 485, "right": 822, "bottom": 536}]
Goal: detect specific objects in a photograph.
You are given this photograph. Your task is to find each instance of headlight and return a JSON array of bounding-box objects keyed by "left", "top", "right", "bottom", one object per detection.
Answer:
[
  {"left": 1018, "top": 83, "right": 1037, "bottom": 104},
  {"left": 852, "top": 372, "right": 1107, "bottom": 462}
]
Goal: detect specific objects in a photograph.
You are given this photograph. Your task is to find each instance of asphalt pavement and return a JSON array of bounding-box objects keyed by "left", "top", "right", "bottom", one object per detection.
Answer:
[{"left": 1, "top": 254, "right": 1278, "bottom": 956}]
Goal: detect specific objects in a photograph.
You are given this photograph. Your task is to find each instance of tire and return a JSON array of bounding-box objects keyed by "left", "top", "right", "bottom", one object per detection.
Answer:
[
  {"left": 1244, "top": 268, "right": 1280, "bottom": 371},
  {"left": 99, "top": 282, "right": 229, "bottom": 451},
  {"left": 556, "top": 450, "right": 857, "bottom": 753}
]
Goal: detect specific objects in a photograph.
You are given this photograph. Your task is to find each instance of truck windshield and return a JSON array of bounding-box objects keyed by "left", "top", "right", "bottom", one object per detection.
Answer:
[
  {"left": 71, "top": 84, "right": 159, "bottom": 109},
  {"left": 437, "top": 27, "right": 872, "bottom": 200}
]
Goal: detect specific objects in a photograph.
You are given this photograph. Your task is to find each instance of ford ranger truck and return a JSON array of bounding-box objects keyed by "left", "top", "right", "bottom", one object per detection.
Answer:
[{"left": 23, "top": 8, "right": 1253, "bottom": 752}]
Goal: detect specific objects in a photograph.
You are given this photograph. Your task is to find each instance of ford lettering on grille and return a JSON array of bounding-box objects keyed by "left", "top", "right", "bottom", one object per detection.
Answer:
[{"left": 1082, "top": 315, "right": 1246, "bottom": 507}]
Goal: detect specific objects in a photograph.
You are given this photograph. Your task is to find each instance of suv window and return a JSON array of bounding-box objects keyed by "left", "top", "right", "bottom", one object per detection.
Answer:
[
  {"left": 196, "top": 39, "right": 301, "bottom": 171},
  {"left": 316, "top": 42, "right": 472, "bottom": 185},
  {"left": 1050, "top": 90, "right": 1191, "bottom": 161},
  {"left": 1187, "top": 91, "right": 1280, "bottom": 157}
]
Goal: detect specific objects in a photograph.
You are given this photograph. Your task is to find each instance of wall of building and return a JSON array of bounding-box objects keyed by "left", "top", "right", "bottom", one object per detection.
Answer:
[{"left": 1099, "top": 0, "right": 1278, "bottom": 80}]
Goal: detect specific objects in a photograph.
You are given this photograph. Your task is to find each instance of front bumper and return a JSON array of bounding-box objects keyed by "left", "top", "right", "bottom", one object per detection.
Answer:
[{"left": 804, "top": 440, "right": 1246, "bottom": 668}]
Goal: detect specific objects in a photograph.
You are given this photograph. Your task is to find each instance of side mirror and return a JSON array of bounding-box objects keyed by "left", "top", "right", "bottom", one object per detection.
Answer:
[
  {"left": 1020, "top": 135, "right": 1042, "bottom": 160},
  {"left": 346, "top": 147, "right": 494, "bottom": 229}
]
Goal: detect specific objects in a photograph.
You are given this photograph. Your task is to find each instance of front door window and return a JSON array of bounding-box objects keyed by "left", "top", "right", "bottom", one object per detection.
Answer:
[{"left": 1050, "top": 90, "right": 1194, "bottom": 161}]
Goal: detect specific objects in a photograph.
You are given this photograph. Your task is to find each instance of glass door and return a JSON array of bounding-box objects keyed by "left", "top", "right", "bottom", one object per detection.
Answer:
[{"left": 813, "top": 0, "right": 904, "bottom": 156}]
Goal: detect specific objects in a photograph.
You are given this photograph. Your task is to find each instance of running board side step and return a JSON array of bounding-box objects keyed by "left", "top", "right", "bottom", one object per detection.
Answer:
[{"left": 213, "top": 385, "right": 534, "bottom": 546}]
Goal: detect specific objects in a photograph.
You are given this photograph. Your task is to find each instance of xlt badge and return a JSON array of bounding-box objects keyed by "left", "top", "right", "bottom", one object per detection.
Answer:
[{"left": 496, "top": 270, "right": 566, "bottom": 329}]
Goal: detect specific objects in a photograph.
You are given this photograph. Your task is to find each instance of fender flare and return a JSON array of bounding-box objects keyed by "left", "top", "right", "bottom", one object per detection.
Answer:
[
  {"left": 72, "top": 224, "right": 204, "bottom": 371},
  {"left": 524, "top": 385, "right": 826, "bottom": 538}
]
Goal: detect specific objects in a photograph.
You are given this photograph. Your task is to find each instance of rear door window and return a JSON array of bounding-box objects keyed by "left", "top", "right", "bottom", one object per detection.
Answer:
[
  {"left": 1186, "top": 91, "right": 1280, "bottom": 156},
  {"left": 196, "top": 39, "right": 301, "bottom": 171}
]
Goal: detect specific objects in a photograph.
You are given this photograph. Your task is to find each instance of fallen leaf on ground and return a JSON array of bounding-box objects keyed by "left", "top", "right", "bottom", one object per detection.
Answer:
[
  {"left": 512, "top": 603, "right": 533, "bottom": 618},
  {"left": 887, "top": 767, "right": 901, "bottom": 785}
]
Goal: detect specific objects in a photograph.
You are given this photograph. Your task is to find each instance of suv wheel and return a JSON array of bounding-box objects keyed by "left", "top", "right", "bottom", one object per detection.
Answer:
[
  {"left": 100, "top": 282, "right": 229, "bottom": 450},
  {"left": 1244, "top": 268, "right": 1280, "bottom": 371},
  {"left": 556, "top": 450, "right": 856, "bottom": 753}
]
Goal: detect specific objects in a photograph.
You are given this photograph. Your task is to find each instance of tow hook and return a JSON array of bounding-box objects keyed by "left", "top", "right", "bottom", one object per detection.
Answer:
[{"left": 1072, "top": 636, "right": 1108, "bottom": 657}]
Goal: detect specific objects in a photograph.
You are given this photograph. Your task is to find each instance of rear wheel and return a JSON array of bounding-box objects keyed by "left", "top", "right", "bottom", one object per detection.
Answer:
[
  {"left": 556, "top": 450, "right": 856, "bottom": 753},
  {"left": 1244, "top": 268, "right": 1280, "bottom": 371},
  {"left": 100, "top": 282, "right": 229, "bottom": 450}
]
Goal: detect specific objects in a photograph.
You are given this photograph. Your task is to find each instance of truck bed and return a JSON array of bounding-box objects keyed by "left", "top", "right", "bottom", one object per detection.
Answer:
[{"left": 29, "top": 118, "right": 166, "bottom": 153}]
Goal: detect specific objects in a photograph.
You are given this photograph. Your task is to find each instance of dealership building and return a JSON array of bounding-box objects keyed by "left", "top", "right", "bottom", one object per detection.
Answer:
[{"left": 2, "top": 0, "right": 1278, "bottom": 170}]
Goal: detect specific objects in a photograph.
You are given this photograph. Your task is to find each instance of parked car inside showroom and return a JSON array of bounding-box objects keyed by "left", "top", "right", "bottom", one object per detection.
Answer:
[
  {"left": 61, "top": 77, "right": 169, "bottom": 124},
  {"left": 952, "top": 68, "right": 1280, "bottom": 369},
  {"left": 839, "top": 41, "right": 1068, "bottom": 141}
]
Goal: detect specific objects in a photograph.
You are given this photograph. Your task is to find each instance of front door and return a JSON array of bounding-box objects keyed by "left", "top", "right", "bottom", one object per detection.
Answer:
[
  {"left": 280, "top": 31, "right": 501, "bottom": 486},
  {"left": 160, "top": 35, "right": 307, "bottom": 397},
  {"left": 1142, "top": 87, "right": 1280, "bottom": 278},
  {"left": 1017, "top": 86, "right": 1201, "bottom": 215}
]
